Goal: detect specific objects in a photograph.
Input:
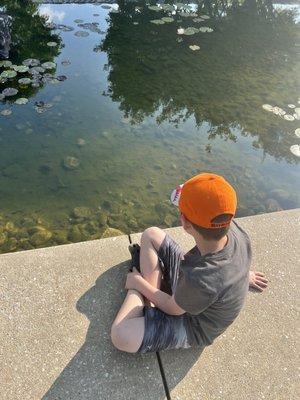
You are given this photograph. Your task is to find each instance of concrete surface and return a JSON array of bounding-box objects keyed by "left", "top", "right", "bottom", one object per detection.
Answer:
[
  {"left": 131, "top": 208, "right": 300, "bottom": 400},
  {"left": 1, "top": 209, "right": 299, "bottom": 400},
  {"left": 0, "top": 236, "right": 166, "bottom": 400}
]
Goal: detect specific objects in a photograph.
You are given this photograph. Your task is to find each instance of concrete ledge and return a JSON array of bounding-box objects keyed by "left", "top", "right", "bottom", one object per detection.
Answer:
[
  {"left": 0, "top": 236, "right": 166, "bottom": 400},
  {"left": 1, "top": 209, "right": 299, "bottom": 399}
]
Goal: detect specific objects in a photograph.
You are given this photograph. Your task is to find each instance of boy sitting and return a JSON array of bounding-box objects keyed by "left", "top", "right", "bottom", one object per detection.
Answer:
[{"left": 110, "top": 173, "right": 268, "bottom": 353}]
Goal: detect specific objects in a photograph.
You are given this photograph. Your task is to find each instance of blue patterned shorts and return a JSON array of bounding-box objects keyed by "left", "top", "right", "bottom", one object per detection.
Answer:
[{"left": 136, "top": 233, "right": 192, "bottom": 354}]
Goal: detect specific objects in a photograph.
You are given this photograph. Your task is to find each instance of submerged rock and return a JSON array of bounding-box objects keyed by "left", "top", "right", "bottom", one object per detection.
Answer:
[
  {"left": 101, "top": 227, "right": 125, "bottom": 238},
  {"left": 1, "top": 238, "right": 17, "bottom": 252},
  {"left": 265, "top": 198, "right": 283, "bottom": 213},
  {"left": 72, "top": 207, "right": 92, "bottom": 219},
  {"left": 30, "top": 227, "right": 52, "bottom": 246},
  {"left": 63, "top": 156, "right": 80, "bottom": 170},
  {"left": 76, "top": 138, "right": 86, "bottom": 147}
]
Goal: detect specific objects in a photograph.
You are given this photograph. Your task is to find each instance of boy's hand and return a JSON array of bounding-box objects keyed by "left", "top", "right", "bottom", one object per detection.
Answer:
[
  {"left": 125, "top": 267, "right": 143, "bottom": 291},
  {"left": 249, "top": 270, "right": 268, "bottom": 292}
]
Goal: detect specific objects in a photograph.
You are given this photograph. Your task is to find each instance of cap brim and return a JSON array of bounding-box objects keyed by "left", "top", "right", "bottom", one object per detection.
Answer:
[{"left": 170, "top": 184, "right": 183, "bottom": 206}]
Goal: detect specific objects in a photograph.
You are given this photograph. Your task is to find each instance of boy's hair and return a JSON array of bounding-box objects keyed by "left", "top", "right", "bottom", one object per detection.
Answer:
[{"left": 189, "top": 213, "right": 232, "bottom": 241}]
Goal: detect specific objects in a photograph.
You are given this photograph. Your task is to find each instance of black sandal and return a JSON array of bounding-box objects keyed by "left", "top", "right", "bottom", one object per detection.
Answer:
[{"left": 128, "top": 243, "right": 141, "bottom": 273}]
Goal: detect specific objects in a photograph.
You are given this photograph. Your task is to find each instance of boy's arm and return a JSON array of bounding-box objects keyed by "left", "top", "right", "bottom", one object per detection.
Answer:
[{"left": 135, "top": 275, "right": 186, "bottom": 316}]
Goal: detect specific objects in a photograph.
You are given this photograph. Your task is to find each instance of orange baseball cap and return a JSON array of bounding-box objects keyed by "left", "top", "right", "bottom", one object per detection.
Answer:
[{"left": 170, "top": 173, "right": 237, "bottom": 228}]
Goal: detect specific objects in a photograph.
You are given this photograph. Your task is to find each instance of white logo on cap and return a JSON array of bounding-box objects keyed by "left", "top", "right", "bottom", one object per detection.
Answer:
[{"left": 170, "top": 184, "right": 183, "bottom": 206}]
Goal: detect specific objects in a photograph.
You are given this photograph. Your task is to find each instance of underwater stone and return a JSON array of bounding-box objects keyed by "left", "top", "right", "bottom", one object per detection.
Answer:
[
  {"left": 1, "top": 238, "right": 17, "bottom": 253},
  {"left": 63, "top": 156, "right": 80, "bottom": 170},
  {"left": 68, "top": 225, "right": 83, "bottom": 242},
  {"left": 97, "top": 213, "right": 108, "bottom": 227},
  {"left": 30, "top": 227, "right": 52, "bottom": 246},
  {"left": 76, "top": 138, "right": 86, "bottom": 147},
  {"left": 73, "top": 207, "right": 92, "bottom": 219},
  {"left": 265, "top": 198, "right": 283, "bottom": 213},
  {"left": 101, "top": 227, "right": 125, "bottom": 238},
  {"left": 290, "top": 144, "right": 300, "bottom": 157},
  {"left": 53, "top": 230, "right": 68, "bottom": 244},
  {"left": 0, "top": 232, "right": 6, "bottom": 246}
]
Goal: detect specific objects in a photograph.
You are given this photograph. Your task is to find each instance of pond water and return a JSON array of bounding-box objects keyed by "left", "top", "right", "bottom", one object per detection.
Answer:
[{"left": 0, "top": 0, "right": 299, "bottom": 253}]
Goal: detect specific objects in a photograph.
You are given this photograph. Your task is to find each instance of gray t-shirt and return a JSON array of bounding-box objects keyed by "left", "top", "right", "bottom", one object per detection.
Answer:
[{"left": 174, "top": 219, "right": 252, "bottom": 347}]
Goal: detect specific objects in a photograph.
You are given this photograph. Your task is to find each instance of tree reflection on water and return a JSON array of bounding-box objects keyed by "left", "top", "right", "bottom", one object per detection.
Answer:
[{"left": 101, "top": 0, "right": 299, "bottom": 163}]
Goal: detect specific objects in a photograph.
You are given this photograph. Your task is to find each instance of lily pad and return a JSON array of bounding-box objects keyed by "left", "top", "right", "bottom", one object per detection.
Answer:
[
  {"left": 161, "top": 4, "right": 174, "bottom": 12},
  {"left": 290, "top": 144, "right": 300, "bottom": 157},
  {"left": 262, "top": 104, "right": 274, "bottom": 111},
  {"left": 74, "top": 19, "right": 84, "bottom": 23},
  {"left": 295, "top": 128, "right": 300, "bottom": 138},
  {"left": 57, "top": 75, "right": 67, "bottom": 81},
  {"left": 150, "top": 19, "right": 165, "bottom": 25},
  {"left": 13, "top": 65, "right": 29, "bottom": 73},
  {"left": 193, "top": 18, "right": 205, "bottom": 23},
  {"left": 61, "top": 60, "right": 71, "bottom": 66},
  {"left": 63, "top": 156, "right": 80, "bottom": 170},
  {"left": 283, "top": 114, "right": 295, "bottom": 121},
  {"left": 148, "top": 5, "right": 161, "bottom": 11},
  {"left": 288, "top": 104, "right": 295, "bottom": 108},
  {"left": 201, "top": 15, "right": 210, "bottom": 19},
  {"left": 29, "top": 66, "right": 45, "bottom": 75},
  {"left": 161, "top": 17, "right": 174, "bottom": 23},
  {"left": 177, "top": 28, "right": 185, "bottom": 35},
  {"left": 189, "top": 45, "right": 200, "bottom": 51},
  {"left": 41, "top": 62, "right": 56, "bottom": 70},
  {"left": 1, "top": 109, "right": 12, "bottom": 116},
  {"left": 2, "top": 87, "right": 18, "bottom": 97},
  {"left": 18, "top": 78, "right": 32, "bottom": 86},
  {"left": 22, "top": 58, "right": 40, "bottom": 67},
  {"left": 199, "top": 27, "right": 213, "bottom": 33},
  {"left": 0, "top": 70, "right": 17, "bottom": 79},
  {"left": 15, "top": 97, "right": 29, "bottom": 105},
  {"left": 101, "top": 5, "right": 112, "bottom": 9},
  {"left": 47, "top": 41, "right": 58, "bottom": 47},
  {"left": 75, "top": 31, "right": 89, "bottom": 37},
  {"left": 0, "top": 94, "right": 5, "bottom": 101},
  {"left": 0, "top": 60, "right": 12, "bottom": 68},
  {"left": 183, "top": 27, "right": 199, "bottom": 35},
  {"left": 57, "top": 25, "right": 74, "bottom": 32}
]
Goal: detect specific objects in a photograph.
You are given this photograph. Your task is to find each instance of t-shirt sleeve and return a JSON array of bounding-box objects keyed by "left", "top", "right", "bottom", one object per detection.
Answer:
[{"left": 174, "top": 267, "right": 219, "bottom": 315}]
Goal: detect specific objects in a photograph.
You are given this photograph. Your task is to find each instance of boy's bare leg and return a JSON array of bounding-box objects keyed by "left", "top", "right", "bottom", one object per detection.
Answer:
[{"left": 139, "top": 227, "right": 167, "bottom": 307}]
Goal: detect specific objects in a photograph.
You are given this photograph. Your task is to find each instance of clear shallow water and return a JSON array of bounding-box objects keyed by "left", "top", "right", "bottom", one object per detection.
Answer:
[{"left": 0, "top": 1, "right": 299, "bottom": 253}]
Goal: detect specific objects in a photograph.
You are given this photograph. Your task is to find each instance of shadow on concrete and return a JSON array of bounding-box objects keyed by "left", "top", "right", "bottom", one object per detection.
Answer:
[{"left": 42, "top": 260, "right": 203, "bottom": 399}]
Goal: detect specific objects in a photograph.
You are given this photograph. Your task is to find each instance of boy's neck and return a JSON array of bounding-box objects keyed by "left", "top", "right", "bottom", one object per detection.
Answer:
[{"left": 194, "top": 234, "right": 228, "bottom": 257}]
